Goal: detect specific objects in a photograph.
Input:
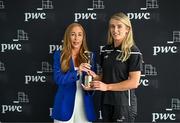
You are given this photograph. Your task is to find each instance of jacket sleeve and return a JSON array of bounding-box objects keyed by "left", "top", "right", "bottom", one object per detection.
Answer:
[{"left": 53, "top": 50, "right": 78, "bottom": 85}]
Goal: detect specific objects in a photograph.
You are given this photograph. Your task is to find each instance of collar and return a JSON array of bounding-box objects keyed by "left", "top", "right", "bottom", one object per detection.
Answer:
[{"left": 110, "top": 43, "right": 121, "bottom": 50}]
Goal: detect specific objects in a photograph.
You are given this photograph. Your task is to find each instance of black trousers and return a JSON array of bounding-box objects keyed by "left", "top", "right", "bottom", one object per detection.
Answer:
[{"left": 101, "top": 104, "right": 137, "bottom": 123}]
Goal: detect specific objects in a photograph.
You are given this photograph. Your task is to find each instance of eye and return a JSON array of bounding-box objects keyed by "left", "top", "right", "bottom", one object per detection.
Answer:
[
  {"left": 78, "top": 33, "right": 82, "bottom": 36},
  {"left": 110, "top": 24, "right": 115, "bottom": 29},
  {"left": 71, "top": 32, "right": 75, "bottom": 36},
  {"left": 117, "top": 24, "right": 122, "bottom": 29}
]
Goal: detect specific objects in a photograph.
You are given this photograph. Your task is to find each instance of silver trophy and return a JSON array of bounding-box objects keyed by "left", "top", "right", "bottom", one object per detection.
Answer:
[{"left": 84, "top": 51, "right": 93, "bottom": 87}]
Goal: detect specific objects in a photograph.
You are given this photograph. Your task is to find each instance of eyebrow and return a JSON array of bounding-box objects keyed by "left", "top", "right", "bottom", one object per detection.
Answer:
[
  {"left": 110, "top": 23, "right": 123, "bottom": 25},
  {"left": 71, "top": 32, "right": 83, "bottom": 34}
]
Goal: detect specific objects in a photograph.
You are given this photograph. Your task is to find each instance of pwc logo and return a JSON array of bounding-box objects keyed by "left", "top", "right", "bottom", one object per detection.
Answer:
[
  {"left": 49, "top": 44, "right": 63, "bottom": 54},
  {"left": 1, "top": 29, "right": 28, "bottom": 52},
  {"left": 25, "top": 13, "right": 46, "bottom": 22},
  {"left": 74, "top": 13, "right": 97, "bottom": 22},
  {"left": 49, "top": 40, "right": 63, "bottom": 54},
  {"left": 1, "top": 92, "right": 29, "bottom": 114},
  {"left": 1, "top": 105, "right": 22, "bottom": 114},
  {"left": 152, "top": 113, "right": 176, "bottom": 122},
  {"left": 152, "top": 98, "right": 180, "bottom": 122},
  {"left": 127, "top": 0, "right": 159, "bottom": 20},
  {"left": 74, "top": 0, "right": 105, "bottom": 22},
  {"left": 25, "top": 61, "right": 52, "bottom": 84},
  {"left": 140, "top": 64, "right": 158, "bottom": 87},
  {"left": 153, "top": 31, "right": 179, "bottom": 56},
  {"left": 24, "top": 0, "right": 54, "bottom": 22},
  {"left": 127, "top": 12, "right": 150, "bottom": 20}
]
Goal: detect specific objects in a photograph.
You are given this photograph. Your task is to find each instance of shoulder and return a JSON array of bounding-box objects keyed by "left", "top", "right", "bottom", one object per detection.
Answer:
[
  {"left": 130, "top": 45, "right": 142, "bottom": 55},
  {"left": 53, "top": 50, "right": 61, "bottom": 58},
  {"left": 101, "top": 44, "right": 113, "bottom": 53}
]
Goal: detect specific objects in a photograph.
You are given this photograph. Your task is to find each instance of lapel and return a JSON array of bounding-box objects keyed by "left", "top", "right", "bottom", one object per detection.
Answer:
[{"left": 69, "top": 57, "right": 75, "bottom": 71}]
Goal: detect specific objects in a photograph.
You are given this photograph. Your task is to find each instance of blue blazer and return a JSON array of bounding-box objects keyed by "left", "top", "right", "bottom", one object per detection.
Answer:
[{"left": 51, "top": 50, "right": 96, "bottom": 121}]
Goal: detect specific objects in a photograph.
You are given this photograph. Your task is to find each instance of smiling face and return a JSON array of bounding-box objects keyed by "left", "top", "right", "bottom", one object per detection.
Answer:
[
  {"left": 109, "top": 19, "right": 129, "bottom": 44},
  {"left": 70, "top": 26, "right": 83, "bottom": 50}
]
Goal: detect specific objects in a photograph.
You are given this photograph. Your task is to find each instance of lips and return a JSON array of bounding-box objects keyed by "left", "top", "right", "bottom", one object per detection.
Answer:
[
  {"left": 72, "top": 42, "right": 81, "bottom": 48},
  {"left": 112, "top": 32, "right": 119, "bottom": 35},
  {"left": 113, "top": 33, "right": 120, "bottom": 36},
  {"left": 73, "top": 42, "right": 80, "bottom": 45}
]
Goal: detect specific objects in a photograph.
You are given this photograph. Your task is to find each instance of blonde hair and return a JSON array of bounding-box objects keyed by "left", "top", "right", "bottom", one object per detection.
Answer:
[
  {"left": 107, "top": 12, "right": 135, "bottom": 62},
  {"left": 60, "top": 23, "right": 88, "bottom": 72}
]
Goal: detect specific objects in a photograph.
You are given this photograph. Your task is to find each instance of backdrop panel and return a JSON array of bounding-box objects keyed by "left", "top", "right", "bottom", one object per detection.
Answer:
[{"left": 0, "top": 0, "right": 180, "bottom": 122}]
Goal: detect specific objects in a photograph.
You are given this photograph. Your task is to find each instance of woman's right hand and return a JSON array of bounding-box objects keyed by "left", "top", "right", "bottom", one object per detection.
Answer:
[
  {"left": 78, "top": 63, "right": 100, "bottom": 81},
  {"left": 78, "top": 63, "right": 91, "bottom": 73}
]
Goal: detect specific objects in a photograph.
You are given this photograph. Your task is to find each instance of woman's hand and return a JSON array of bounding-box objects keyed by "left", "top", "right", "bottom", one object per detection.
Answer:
[
  {"left": 90, "top": 81, "right": 108, "bottom": 91},
  {"left": 78, "top": 63, "right": 91, "bottom": 73},
  {"left": 78, "top": 63, "right": 99, "bottom": 79},
  {"left": 87, "top": 70, "right": 98, "bottom": 78},
  {"left": 81, "top": 81, "right": 108, "bottom": 91},
  {"left": 81, "top": 83, "right": 95, "bottom": 91}
]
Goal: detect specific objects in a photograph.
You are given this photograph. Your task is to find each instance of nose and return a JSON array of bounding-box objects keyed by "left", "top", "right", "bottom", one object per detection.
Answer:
[
  {"left": 114, "top": 26, "right": 118, "bottom": 32},
  {"left": 74, "top": 35, "right": 77, "bottom": 40}
]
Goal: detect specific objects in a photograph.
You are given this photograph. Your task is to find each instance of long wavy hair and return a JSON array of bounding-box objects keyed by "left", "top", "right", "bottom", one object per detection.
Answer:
[
  {"left": 60, "top": 23, "right": 88, "bottom": 72},
  {"left": 107, "top": 12, "right": 135, "bottom": 62}
]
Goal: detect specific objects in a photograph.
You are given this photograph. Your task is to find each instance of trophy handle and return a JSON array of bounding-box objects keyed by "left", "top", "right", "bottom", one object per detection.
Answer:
[{"left": 83, "top": 51, "right": 93, "bottom": 64}]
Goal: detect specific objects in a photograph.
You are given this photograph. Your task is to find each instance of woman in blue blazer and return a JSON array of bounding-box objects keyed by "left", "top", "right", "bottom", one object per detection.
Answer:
[{"left": 51, "top": 23, "right": 96, "bottom": 123}]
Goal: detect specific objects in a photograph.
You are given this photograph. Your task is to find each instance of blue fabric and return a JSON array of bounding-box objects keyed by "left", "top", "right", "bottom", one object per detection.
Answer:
[{"left": 51, "top": 50, "right": 96, "bottom": 121}]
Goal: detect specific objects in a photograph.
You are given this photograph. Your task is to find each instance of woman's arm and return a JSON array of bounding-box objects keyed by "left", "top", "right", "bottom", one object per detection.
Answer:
[
  {"left": 53, "top": 51, "right": 78, "bottom": 85},
  {"left": 91, "top": 71, "right": 141, "bottom": 91}
]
